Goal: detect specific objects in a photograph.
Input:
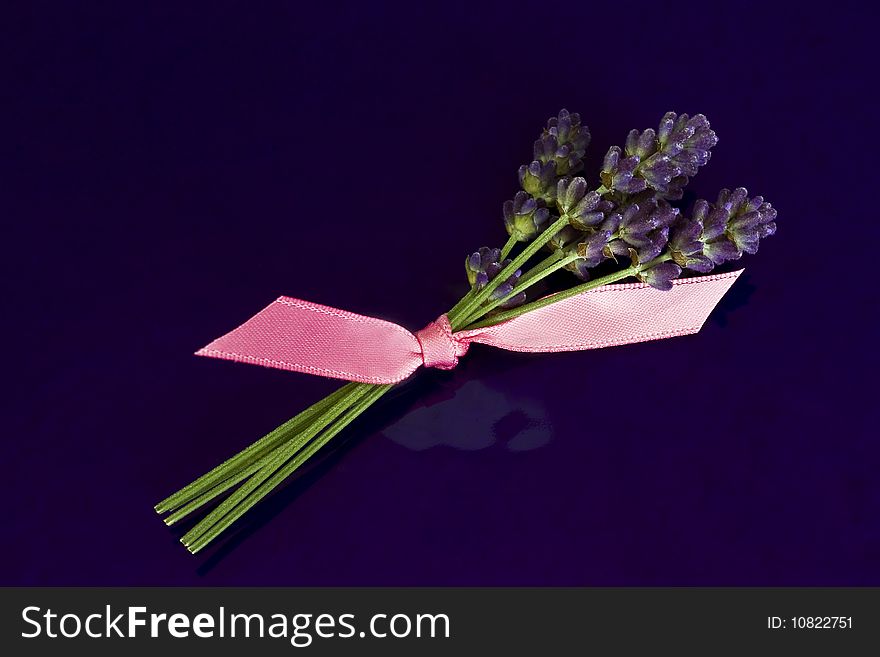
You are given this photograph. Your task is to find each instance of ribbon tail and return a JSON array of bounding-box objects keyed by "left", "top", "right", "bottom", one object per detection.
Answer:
[
  {"left": 195, "top": 296, "right": 424, "bottom": 384},
  {"left": 458, "top": 270, "right": 743, "bottom": 353}
]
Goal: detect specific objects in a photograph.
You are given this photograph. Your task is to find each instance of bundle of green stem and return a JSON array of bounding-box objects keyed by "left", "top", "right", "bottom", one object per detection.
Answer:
[{"left": 156, "top": 109, "right": 777, "bottom": 553}]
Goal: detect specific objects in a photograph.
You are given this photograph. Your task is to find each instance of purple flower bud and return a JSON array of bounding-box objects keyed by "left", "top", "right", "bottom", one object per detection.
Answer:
[
  {"left": 656, "top": 112, "right": 717, "bottom": 177},
  {"left": 465, "top": 248, "right": 526, "bottom": 308},
  {"left": 490, "top": 264, "right": 526, "bottom": 308},
  {"left": 560, "top": 229, "right": 613, "bottom": 279},
  {"left": 638, "top": 262, "right": 682, "bottom": 291},
  {"left": 702, "top": 203, "right": 729, "bottom": 240},
  {"left": 575, "top": 230, "right": 611, "bottom": 266},
  {"left": 518, "top": 160, "right": 557, "bottom": 202},
  {"left": 702, "top": 238, "right": 740, "bottom": 265},
  {"left": 681, "top": 254, "right": 714, "bottom": 272},
  {"left": 547, "top": 224, "right": 584, "bottom": 252},
  {"left": 504, "top": 191, "right": 551, "bottom": 241},
  {"left": 625, "top": 128, "right": 658, "bottom": 160},
  {"left": 636, "top": 227, "right": 669, "bottom": 263},
  {"left": 600, "top": 147, "right": 648, "bottom": 194},
  {"left": 465, "top": 246, "right": 502, "bottom": 287},
  {"left": 617, "top": 198, "right": 675, "bottom": 262},
  {"left": 638, "top": 153, "right": 682, "bottom": 194},
  {"left": 537, "top": 109, "right": 591, "bottom": 176},
  {"left": 466, "top": 252, "right": 482, "bottom": 273},
  {"left": 759, "top": 221, "right": 777, "bottom": 238},
  {"left": 669, "top": 217, "right": 705, "bottom": 268},
  {"left": 603, "top": 238, "right": 631, "bottom": 259},
  {"left": 657, "top": 112, "right": 677, "bottom": 144},
  {"left": 557, "top": 177, "right": 605, "bottom": 228},
  {"left": 669, "top": 187, "right": 777, "bottom": 270},
  {"left": 722, "top": 189, "right": 777, "bottom": 255},
  {"left": 545, "top": 109, "right": 590, "bottom": 152},
  {"left": 600, "top": 212, "right": 622, "bottom": 233},
  {"left": 663, "top": 175, "right": 689, "bottom": 201},
  {"left": 692, "top": 199, "right": 710, "bottom": 223}
]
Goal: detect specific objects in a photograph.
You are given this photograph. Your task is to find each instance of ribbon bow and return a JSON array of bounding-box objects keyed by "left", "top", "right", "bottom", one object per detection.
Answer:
[{"left": 196, "top": 271, "right": 741, "bottom": 384}]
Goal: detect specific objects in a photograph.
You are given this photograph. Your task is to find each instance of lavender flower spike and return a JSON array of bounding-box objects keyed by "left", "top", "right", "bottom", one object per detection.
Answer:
[
  {"left": 657, "top": 112, "right": 718, "bottom": 177},
  {"left": 669, "top": 188, "right": 777, "bottom": 272},
  {"left": 610, "top": 112, "right": 719, "bottom": 198}
]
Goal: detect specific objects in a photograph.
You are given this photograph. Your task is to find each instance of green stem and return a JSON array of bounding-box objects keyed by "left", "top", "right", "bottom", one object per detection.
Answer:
[
  {"left": 499, "top": 233, "right": 518, "bottom": 260},
  {"left": 187, "top": 384, "right": 392, "bottom": 554},
  {"left": 450, "top": 214, "right": 571, "bottom": 329},
  {"left": 446, "top": 287, "right": 476, "bottom": 319},
  {"left": 155, "top": 383, "right": 359, "bottom": 514},
  {"left": 517, "top": 250, "right": 564, "bottom": 286},
  {"left": 457, "top": 253, "right": 580, "bottom": 327},
  {"left": 180, "top": 383, "right": 373, "bottom": 547},
  {"left": 163, "top": 465, "right": 260, "bottom": 526},
  {"left": 162, "top": 397, "right": 363, "bottom": 527},
  {"left": 461, "top": 253, "right": 672, "bottom": 330}
]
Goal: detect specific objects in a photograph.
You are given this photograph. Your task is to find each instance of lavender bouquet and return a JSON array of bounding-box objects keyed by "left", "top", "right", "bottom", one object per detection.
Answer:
[{"left": 156, "top": 110, "right": 777, "bottom": 553}]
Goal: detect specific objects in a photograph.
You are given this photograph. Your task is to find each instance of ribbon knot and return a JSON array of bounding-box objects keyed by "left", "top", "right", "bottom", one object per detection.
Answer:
[{"left": 414, "top": 314, "right": 468, "bottom": 370}]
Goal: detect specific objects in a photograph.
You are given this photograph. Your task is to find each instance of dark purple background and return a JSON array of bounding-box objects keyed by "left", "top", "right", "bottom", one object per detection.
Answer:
[{"left": 4, "top": 2, "right": 877, "bottom": 585}]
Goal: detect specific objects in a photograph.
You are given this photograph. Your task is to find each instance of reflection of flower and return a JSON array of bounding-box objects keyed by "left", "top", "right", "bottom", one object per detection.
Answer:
[{"left": 381, "top": 380, "right": 551, "bottom": 452}]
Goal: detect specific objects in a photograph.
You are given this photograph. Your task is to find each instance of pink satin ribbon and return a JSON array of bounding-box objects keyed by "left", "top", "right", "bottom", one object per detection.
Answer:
[{"left": 196, "top": 270, "right": 742, "bottom": 384}]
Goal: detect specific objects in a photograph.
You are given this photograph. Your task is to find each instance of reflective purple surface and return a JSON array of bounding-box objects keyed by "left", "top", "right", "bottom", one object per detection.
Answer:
[{"left": 4, "top": 3, "right": 877, "bottom": 585}]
